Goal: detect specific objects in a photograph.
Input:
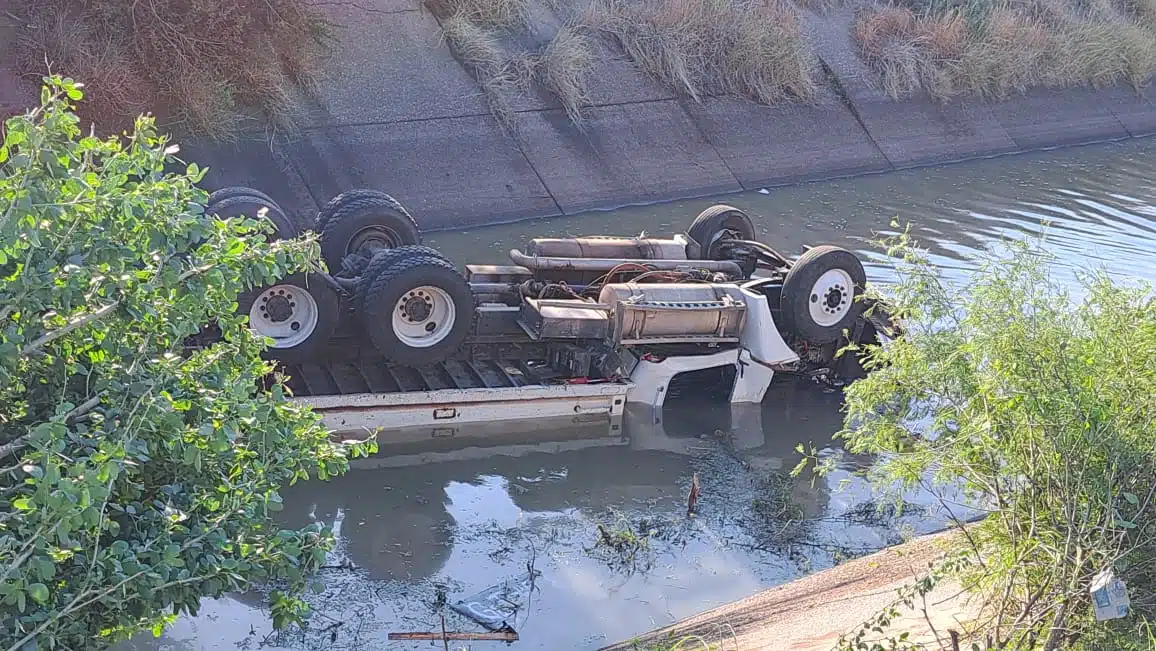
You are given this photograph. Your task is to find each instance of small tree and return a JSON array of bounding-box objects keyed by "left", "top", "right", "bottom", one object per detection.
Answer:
[
  {"left": 0, "top": 79, "right": 372, "bottom": 650},
  {"left": 810, "top": 225, "right": 1155, "bottom": 650}
]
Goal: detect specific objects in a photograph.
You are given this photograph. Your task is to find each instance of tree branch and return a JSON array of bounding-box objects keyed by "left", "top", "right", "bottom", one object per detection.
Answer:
[{"left": 21, "top": 303, "right": 118, "bottom": 356}]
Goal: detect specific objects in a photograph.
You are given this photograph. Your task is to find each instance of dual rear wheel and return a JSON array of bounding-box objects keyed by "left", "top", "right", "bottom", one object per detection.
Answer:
[{"left": 223, "top": 188, "right": 470, "bottom": 366}]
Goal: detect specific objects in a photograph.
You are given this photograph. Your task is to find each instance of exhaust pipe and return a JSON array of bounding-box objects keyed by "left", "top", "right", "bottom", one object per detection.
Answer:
[{"left": 508, "top": 249, "right": 744, "bottom": 277}]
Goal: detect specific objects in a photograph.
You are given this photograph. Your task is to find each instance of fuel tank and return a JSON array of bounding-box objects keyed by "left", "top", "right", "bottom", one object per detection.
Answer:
[
  {"left": 525, "top": 234, "right": 691, "bottom": 260},
  {"left": 597, "top": 283, "right": 747, "bottom": 345}
]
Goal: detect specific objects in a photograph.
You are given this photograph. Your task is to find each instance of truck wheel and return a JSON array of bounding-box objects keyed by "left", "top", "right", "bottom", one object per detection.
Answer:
[
  {"left": 209, "top": 195, "right": 298, "bottom": 241},
  {"left": 687, "top": 205, "right": 756, "bottom": 259},
  {"left": 780, "top": 245, "right": 866, "bottom": 345},
  {"left": 207, "top": 186, "right": 278, "bottom": 208},
  {"left": 357, "top": 253, "right": 473, "bottom": 366},
  {"left": 318, "top": 191, "right": 421, "bottom": 272},
  {"left": 352, "top": 245, "right": 450, "bottom": 312},
  {"left": 238, "top": 272, "right": 340, "bottom": 364},
  {"left": 315, "top": 189, "right": 410, "bottom": 232}
]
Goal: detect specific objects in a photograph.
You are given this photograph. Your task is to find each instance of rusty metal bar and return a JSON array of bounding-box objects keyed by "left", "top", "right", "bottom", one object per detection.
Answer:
[{"left": 387, "top": 631, "right": 518, "bottom": 641}]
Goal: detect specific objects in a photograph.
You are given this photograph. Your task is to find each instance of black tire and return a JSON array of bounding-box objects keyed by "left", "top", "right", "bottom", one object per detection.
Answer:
[
  {"left": 779, "top": 245, "right": 866, "bottom": 345},
  {"left": 357, "top": 254, "right": 473, "bottom": 366},
  {"left": 315, "top": 189, "right": 409, "bottom": 233},
  {"left": 318, "top": 191, "right": 420, "bottom": 272},
  {"left": 209, "top": 195, "right": 298, "bottom": 241},
  {"left": 352, "top": 245, "right": 451, "bottom": 313},
  {"left": 238, "top": 272, "right": 340, "bottom": 364},
  {"left": 687, "top": 205, "right": 756, "bottom": 259},
  {"left": 207, "top": 186, "right": 278, "bottom": 208}
]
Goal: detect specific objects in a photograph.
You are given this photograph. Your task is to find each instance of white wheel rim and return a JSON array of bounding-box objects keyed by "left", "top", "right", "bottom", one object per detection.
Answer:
[
  {"left": 392, "top": 285, "right": 456, "bottom": 348},
  {"left": 808, "top": 269, "right": 854, "bottom": 327},
  {"left": 248, "top": 284, "right": 319, "bottom": 348}
]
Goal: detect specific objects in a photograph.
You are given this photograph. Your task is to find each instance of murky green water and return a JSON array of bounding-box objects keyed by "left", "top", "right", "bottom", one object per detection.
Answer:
[{"left": 124, "top": 138, "right": 1156, "bottom": 650}]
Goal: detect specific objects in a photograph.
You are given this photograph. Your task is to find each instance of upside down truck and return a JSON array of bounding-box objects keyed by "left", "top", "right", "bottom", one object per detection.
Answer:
[{"left": 197, "top": 187, "right": 898, "bottom": 439}]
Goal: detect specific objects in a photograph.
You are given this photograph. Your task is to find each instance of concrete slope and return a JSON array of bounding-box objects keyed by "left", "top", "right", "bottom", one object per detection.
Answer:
[{"left": 173, "top": 0, "right": 1156, "bottom": 231}]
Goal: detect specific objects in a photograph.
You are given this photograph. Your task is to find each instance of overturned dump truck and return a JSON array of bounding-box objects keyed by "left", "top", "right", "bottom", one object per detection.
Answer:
[{"left": 199, "top": 188, "right": 898, "bottom": 434}]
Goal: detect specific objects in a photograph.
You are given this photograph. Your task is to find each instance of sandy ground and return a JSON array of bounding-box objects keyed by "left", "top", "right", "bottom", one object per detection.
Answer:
[{"left": 599, "top": 530, "right": 978, "bottom": 651}]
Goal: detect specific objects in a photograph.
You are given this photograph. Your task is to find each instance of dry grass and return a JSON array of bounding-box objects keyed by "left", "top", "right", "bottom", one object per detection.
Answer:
[
  {"left": 855, "top": 0, "right": 1156, "bottom": 100},
  {"left": 425, "top": 0, "right": 532, "bottom": 27},
  {"left": 12, "top": 0, "right": 330, "bottom": 139},
  {"left": 430, "top": 0, "right": 596, "bottom": 131},
  {"left": 584, "top": 0, "right": 817, "bottom": 105},
  {"left": 438, "top": 12, "right": 525, "bottom": 132},
  {"left": 536, "top": 24, "right": 597, "bottom": 126}
]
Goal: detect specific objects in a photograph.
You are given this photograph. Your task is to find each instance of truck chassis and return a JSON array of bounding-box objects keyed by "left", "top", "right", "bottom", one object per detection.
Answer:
[{"left": 203, "top": 188, "right": 897, "bottom": 437}]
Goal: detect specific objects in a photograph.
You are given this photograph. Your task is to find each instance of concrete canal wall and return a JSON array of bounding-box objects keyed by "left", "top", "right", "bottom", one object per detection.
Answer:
[{"left": 20, "top": 0, "right": 1156, "bottom": 232}]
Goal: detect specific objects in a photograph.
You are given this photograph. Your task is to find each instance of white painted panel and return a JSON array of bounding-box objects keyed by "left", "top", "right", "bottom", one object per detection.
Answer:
[{"left": 294, "top": 382, "right": 631, "bottom": 433}]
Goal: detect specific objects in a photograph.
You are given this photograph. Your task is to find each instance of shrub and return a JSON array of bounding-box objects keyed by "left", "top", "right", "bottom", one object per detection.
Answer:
[
  {"left": 810, "top": 225, "right": 1156, "bottom": 648},
  {"left": 0, "top": 79, "right": 372, "bottom": 650},
  {"left": 11, "top": 0, "right": 330, "bottom": 139}
]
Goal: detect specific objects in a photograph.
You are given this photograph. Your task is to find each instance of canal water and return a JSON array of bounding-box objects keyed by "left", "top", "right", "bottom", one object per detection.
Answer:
[{"left": 124, "top": 139, "right": 1156, "bottom": 650}]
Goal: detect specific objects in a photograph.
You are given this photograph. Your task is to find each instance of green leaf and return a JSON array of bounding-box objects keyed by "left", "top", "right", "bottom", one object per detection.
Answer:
[
  {"left": 37, "top": 559, "right": 56, "bottom": 581},
  {"left": 28, "top": 583, "right": 49, "bottom": 603},
  {"left": 12, "top": 498, "right": 34, "bottom": 511},
  {"left": 0, "top": 145, "right": 8, "bottom": 164},
  {"left": 1122, "top": 491, "right": 1139, "bottom": 505}
]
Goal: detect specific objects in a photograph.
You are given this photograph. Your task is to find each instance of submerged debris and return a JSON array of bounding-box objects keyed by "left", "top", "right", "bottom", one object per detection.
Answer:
[
  {"left": 450, "top": 571, "right": 540, "bottom": 630},
  {"left": 841, "top": 499, "right": 928, "bottom": 527}
]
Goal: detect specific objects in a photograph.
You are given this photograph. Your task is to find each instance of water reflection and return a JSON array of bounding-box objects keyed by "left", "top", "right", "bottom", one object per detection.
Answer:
[
  {"left": 126, "top": 379, "right": 968, "bottom": 651},
  {"left": 425, "top": 138, "right": 1156, "bottom": 290}
]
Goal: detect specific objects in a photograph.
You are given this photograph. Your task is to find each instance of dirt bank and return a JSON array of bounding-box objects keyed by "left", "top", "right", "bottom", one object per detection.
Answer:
[{"left": 599, "top": 530, "right": 976, "bottom": 651}]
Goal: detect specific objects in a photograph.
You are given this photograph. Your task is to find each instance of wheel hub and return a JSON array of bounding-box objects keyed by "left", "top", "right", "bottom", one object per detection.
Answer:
[
  {"left": 707, "top": 228, "right": 742, "bottom": 259},
  {"left": 807, "top": 268, "right": 854, "bottom": 328},
  {"left": 350, "top": 226, "right": 400, "bottom": 256},
  {"left": 401, "top": 292, "right": 433, "bottom": 323},
  {"left": 390, "top": 285, "right": 458, "bottom": 348},
  {"left": 811, "top": 284, "right": 848, "bottom": 316},
  {"left": 823, "top": 287, "right": 844, "bottom": 310},
  {"left": 249, "top": 283, "right": 319, "bottom": 348},
  {"left": 263, "top": 293, "right": 295, "bottom": 322}
]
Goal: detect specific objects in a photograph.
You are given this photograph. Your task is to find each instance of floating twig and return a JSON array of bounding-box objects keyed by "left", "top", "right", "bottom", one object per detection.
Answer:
[{"left": 687, "top": 471, "right": 701, "bottom": 517}]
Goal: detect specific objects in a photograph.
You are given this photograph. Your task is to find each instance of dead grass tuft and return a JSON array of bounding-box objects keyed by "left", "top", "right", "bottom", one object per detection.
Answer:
[
  {"left": 434, "top": 2, "right": 597, "bottom": 132},
  {"left": 794, "top": 0, "right": 847, "bottom": 14},
  {"left": 440, "top": 13, "right": 524, "bottom": 133},
  {"left": 536, "top": 24, "right": 597, "bottom": 126},
  {"left": 12, "top": 0, "right": 330, "bottom": 139},
  {"left": 424, "top": 0, "right": 531, "bottom": 27},
  {"left": 587, "top": 0, "right": 817, "bottom": 105},
  {"left": 856, "top": 0, "right": 1156, "bottom": 100}
]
